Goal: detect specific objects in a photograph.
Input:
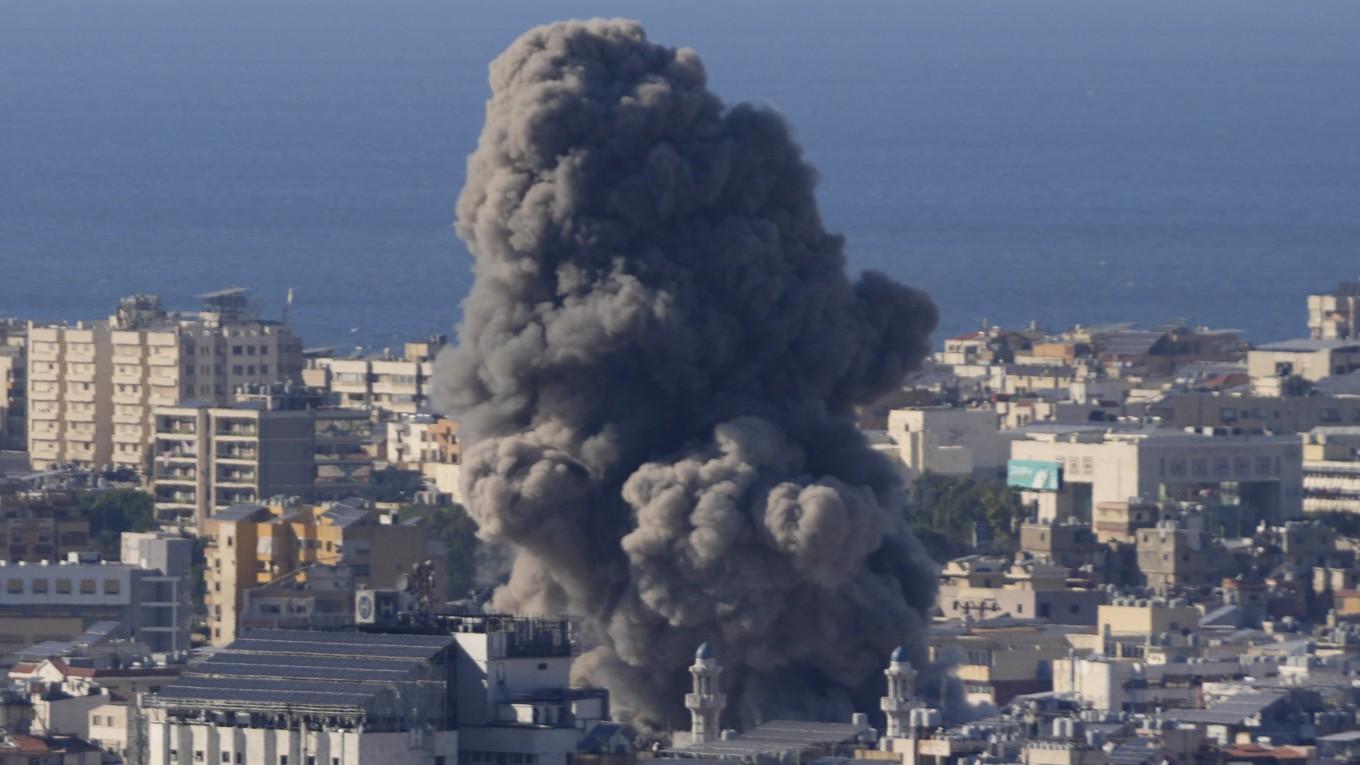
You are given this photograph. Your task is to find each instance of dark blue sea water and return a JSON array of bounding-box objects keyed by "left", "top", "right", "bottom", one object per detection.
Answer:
[{"left": 2, "top": 1, "right": 1358, "bottom": 350}]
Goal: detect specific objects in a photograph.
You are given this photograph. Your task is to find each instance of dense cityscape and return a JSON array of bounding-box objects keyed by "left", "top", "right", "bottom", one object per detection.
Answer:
[
  {"left": 5, "top": 5, "right": 1360, "bottom": 765},
  {"left": 3, "top": 278, "right": 1360, "bottom": 764}
]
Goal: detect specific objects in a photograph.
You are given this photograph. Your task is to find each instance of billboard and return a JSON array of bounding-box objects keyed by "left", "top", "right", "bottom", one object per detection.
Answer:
[{"left": 1007, "top": 459, "right": 1062, "bottom": 492}]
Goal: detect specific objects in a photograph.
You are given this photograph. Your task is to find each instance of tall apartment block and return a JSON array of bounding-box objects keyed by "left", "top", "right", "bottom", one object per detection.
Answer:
[
  {"left": 0, "top": 319, "right": 26, "bottom": 451},
  {"left": 27, "top": 290, "right": 303, "bottom": 473},
  {"left": 302, "top": 335, "right": 443, "bottom": 415},
  {"left": 151, "top": 384, "right": 373, "bottom": 529}
]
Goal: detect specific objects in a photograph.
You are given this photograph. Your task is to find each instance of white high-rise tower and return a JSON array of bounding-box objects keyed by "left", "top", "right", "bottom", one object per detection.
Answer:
[
  {"left": 880, "top": 645, "right": 920, "bottom": 739},
  {"left": 685, "top": 642, "right": 726, "bottom": 744}
]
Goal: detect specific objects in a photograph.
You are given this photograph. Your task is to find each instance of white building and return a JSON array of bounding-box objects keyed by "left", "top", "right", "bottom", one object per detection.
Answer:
[
  {"left": 1009, "top": 425, "right": 1303, "bottom": 527},
  {"left": 447, "top": 615, "right": 608, "bottom": 765},
  {"left": 143, "top": 629, "right": 458, "bottom": 765},
  {"left": 884, "top": 407, "right": 1008, "bottom": 480}
]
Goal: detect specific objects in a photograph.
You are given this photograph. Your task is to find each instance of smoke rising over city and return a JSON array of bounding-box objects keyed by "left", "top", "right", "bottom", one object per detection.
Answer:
[{"left": 435, "top": 18, "right": 940, "bottom": 729}]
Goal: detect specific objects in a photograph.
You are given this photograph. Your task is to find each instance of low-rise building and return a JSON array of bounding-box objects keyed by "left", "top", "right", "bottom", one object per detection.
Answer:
[
  {"left": 884, "top": 407, "right": 1007, "bottom": 480},
  {"left": 0, "top": 549, "right": 191, "bottom": 656}
]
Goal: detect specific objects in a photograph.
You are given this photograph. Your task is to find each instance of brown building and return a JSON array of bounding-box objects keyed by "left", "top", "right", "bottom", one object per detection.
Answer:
[{"left": 0, "top": 493, "right": 91, "bottom": 564}]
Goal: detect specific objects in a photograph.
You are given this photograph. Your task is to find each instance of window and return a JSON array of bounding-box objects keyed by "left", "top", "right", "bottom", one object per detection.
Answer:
[
  {"left": 232, "top": 346, "right": 243, "bottom": 355},
  {"left": 1069, "top": 603, "right": 1080, "bottom": 614},
  {"left": 170, "top": 751, "right": 178, "bottom": 762},
  {"left": 80, "top": 578, "right": 97, "bottom": 594},
  {"left": 56, "top": 578, "right": 72, "bottom": 594},
  {"left": 5, "top": 579, "right": 21, "bottom": 594},
  {"left": 222, "top": 754, "right": 231, "bottom": 763},
  {"left": 104, "top": 579, "right": 120, "bottom": 595},
  {"left": 537, "top": 662, "right": 548, "bottom": 670},
  {"left": 196, "top": 751, "right": 205, "bottom": 762},
  {"left": 32, "top": 579, "right": 48, "bottom": 594},
  {"left": 280, "top": 757, "right": 288, "bottom": 765}
]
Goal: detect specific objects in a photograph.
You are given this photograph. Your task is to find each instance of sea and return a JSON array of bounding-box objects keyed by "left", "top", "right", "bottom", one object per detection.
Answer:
[{"left": 2, "top": 0, "right": 1358, "bottom": 351}]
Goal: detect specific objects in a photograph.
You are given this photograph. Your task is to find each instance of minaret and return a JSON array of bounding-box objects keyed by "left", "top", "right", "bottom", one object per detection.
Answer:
[
  {"left": 685, "top": 642, "right": 726, "bottom": 744},
  {"left": 881, "top": 645, "right": 920, "bottom": 739}
]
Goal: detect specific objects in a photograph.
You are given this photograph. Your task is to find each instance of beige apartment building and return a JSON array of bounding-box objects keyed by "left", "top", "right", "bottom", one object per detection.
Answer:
[
  {"left": 1309, "top": 282, "right": 1360, "bottom": 341},
  {"left": 303, "top": 336, "right": 443, "bottom": 415},
  {"left": 151, "top": 385, "right": 372, "bottom": 530},
  {"left": 203, "top": 499, "right": 446, "bottom": 644},
  {"left": 27, "top": 291, "right": 303, "bottom": 473}
]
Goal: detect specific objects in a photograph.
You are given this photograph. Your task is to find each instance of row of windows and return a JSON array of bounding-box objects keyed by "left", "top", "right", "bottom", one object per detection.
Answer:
[
  {"left": 168, "top": 752, "right": 377, "bottom": 765},
  {"left": 3, "top": 577, "right": 121, "bottom": 595}
]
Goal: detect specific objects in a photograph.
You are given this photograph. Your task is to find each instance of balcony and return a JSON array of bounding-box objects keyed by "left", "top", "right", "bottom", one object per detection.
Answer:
[
  {"left": 214, "top": 447, "right": 257, "bottom": 462},
  {"left": 216, "top": 470, "right": 257, "bottom": 485},
  {"left": 215, "top": 423, "right": 258, "bottom": 437}
]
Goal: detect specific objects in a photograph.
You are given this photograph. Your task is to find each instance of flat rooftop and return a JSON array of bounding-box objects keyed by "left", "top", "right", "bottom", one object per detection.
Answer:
[{"left": 1256, "top": 338, "right": 1360, "bottom": 353}]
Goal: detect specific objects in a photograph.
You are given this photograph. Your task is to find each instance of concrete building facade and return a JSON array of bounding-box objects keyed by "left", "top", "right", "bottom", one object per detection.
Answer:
[
  {"left": 203, "top": 500, "right": 446, "bottom": 645},
  {"left": 150, "top": 387, "right": 372, "bottom": 529},
  {"left": 1010, "top": 426, "right": 1303, "bottom": 527},
  {"left": 27, "top": 291, "right": 303, "bottom": 473},
  {"left": 0, "top": 551, "right": 191, "bottom": 654}
]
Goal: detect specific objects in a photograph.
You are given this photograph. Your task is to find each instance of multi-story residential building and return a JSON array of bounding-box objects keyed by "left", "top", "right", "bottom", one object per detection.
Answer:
[
  {"left": 1301, "top": 426, "right": 1360, "bottom": 514},
  {"left": 0, "top": 319, "right": 26, "bottom": 451},
  {"left": 0, "top": 547, "right": 192, "bottom": 655},
  {"left": 0, "top": 492, "right": 92, "bottom": 564},
  {"left": 150, "top": 384, "right": 372, "bottom": 529},
  {"left": 386, "top": 414, "right": 462, "bottom": 502},
  {"left": 26, "top": 291, "right": 303, "bottom": 473},
  {"left": 303, "top": 335, "right": 443, "bottom": 415},
  {"left": 1309, "top": 282, "right": 1360, "bottom": 341},
  {"left": 143, "top": 629, "right": 459, "bottom": 765},
  {"left": 203, "top": 499, "right": 446, "bottom": 645}
]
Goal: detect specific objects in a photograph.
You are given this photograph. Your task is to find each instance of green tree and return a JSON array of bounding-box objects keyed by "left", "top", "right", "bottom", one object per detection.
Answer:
[
  {"left": 399, "top": 504, "right": 480, "bottom": 601},
  {"left": 908, "top": 472, "right": 1024, "bottom": 562},
  {"left": 78, "top": 489, "right": 157, "bottom": 559}
]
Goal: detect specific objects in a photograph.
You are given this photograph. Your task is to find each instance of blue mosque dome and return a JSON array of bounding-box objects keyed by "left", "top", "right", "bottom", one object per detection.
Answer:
[
  {"left": 696, "top": 642, "right": 715, "bottom": 660},
  {"left": 890, "top": 645, "right": 909, "bottom": 663}
]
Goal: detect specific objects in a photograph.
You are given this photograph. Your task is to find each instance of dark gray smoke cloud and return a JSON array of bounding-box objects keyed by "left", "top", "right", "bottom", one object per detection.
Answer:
[{"left": 435, "top": 18, "right": 940, "bottom": 730}]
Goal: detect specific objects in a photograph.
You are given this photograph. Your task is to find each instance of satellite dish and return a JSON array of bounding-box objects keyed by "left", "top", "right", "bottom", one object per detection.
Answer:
[{"left": 395, "top": 573, "right": 412, "bottom": 592}]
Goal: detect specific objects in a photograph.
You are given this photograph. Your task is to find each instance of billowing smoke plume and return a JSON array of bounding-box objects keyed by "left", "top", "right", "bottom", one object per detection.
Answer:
[{"left": 436, "top": 18, "right": 940, "bottom": 729}]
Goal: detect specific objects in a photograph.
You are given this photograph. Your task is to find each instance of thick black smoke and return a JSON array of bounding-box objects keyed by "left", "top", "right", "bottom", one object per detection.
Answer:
[{"left": 435, "top": 18, "right": 940, "bottom": 730}]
